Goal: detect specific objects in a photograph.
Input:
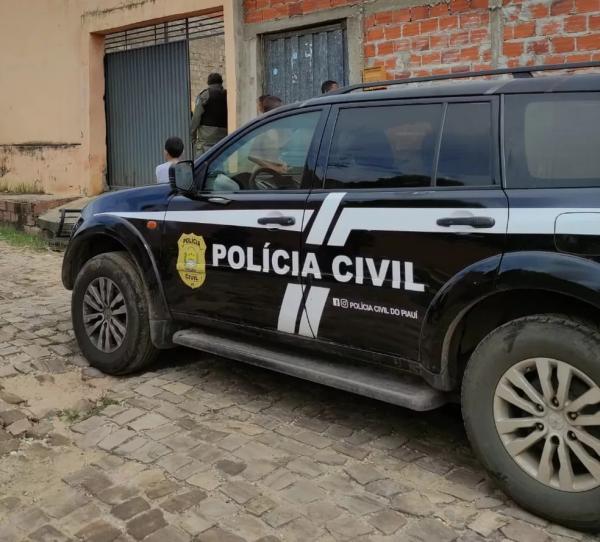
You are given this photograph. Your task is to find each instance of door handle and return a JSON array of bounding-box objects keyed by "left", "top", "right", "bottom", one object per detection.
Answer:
[
  {"left": 206, "top": 196, "right": 231, "bottom": 205},
  {"left": 257, "top": 216, "right": 296, "bottom": 226},
  {"left": 436, "top": 216, "right": 496, "bottom": 228}
]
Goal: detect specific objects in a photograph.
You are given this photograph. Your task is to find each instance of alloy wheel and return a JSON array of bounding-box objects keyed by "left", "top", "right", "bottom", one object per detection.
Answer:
[
  {"left": 494, "top": 357, "right": 600, "bottom": 492},
  {"left": 82, "top": 277, "right": 128, "bottom": 353}
]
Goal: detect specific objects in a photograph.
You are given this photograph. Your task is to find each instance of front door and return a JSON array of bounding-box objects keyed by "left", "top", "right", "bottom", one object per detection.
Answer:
[
  {"left": 302, "top": 98, "right": 507, "bottom": 361},
  {"left": 162, "top": 108, "right": 327, "bottom": 331}
]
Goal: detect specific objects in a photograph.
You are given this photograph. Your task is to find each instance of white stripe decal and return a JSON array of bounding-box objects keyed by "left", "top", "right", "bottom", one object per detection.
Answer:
[
  {"left": 305, "top": 192, "right": 346, "bottom": 245},
  {"left": 327, "top": 207, "right": 509, "bottom": 246},
  {"left": 277, "top": 283, "right": 305, "bottom": 334},
  {"left": 298, "top": 286, "right": 330, "bottom": 338},
  {"left": 97, "top": 209, "right": 314, "bottom": 232}
]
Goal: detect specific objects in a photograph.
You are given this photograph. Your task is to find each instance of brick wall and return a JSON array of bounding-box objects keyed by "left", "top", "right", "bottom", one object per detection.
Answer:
[
  {"left": 244, "top": 0, "right": 600, "bottom": 78},
  {"left": 0, "top": 196, "right": 75, "bottom": 233}
]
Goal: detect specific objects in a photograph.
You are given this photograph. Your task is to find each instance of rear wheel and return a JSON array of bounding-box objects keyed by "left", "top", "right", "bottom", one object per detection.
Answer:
[
  {"left": 72, "top": 252, "right": 158, "bottom": 375},
  {"left": 462, "top": 315, "right": 600, "bottom": 532}
]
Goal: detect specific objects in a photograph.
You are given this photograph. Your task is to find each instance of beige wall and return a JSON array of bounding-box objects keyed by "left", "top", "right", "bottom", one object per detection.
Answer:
[
  {"left": 0, "top": 0, "right": 239, "bottom": 196},
  {"left": 190, "top": 35, "right": 227, "bottom": 109}
]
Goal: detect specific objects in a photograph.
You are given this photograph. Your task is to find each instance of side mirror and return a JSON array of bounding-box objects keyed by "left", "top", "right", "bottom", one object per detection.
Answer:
[{"left": 169, "top": 161, "right": 195, "bottom": 192}]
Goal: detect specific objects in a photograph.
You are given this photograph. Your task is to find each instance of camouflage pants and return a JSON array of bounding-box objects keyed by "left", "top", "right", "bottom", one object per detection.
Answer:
[{"left": 194, "top": 126, "right": 227, "bottom": 157}]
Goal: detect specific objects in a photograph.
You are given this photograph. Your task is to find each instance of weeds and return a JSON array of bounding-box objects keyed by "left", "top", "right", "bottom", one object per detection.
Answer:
[
  {"left": 57, "top": 396, "right": 121, "bottom": 424},
  {"left": 0, "top": 225, "right": 47, "bottom": 250},
  {"left": 0, "top": 180, "right": 44, "bottom": 194}
]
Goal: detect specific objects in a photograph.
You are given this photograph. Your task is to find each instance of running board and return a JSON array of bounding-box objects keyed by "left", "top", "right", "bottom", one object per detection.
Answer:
[{"left": 172, "top": 328, "right": 447, "bottom": 411}]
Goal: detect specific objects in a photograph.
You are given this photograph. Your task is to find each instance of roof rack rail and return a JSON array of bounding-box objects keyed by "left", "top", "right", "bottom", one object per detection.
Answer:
[{"left": 335, "top": 60, "right": 600, "bottom": 94}]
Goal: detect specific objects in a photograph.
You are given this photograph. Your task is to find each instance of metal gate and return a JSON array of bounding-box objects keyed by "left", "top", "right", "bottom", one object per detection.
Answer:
[
  {"left": 104, "top": 13, "right": 224, "bottom": 189},
  {"left": 264, "top": 22, "right": 347, "bottom": 104}
]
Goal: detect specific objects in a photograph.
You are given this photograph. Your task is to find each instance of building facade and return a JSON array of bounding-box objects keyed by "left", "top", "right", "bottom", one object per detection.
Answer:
[{"left": 2, "top": 0, "right": 600, "bottom": 197}]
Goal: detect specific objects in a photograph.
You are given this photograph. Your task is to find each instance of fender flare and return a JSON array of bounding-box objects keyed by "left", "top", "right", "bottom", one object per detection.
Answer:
[
  {"left": 62, "top": 214, "right": 170, "bottom": 322},
  {"left": 419, "top": 254, "right": 502, "bottom": 380}
]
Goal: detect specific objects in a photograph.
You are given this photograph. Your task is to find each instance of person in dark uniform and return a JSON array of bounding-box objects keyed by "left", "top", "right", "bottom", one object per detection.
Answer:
[{"left": 190, "top": 73, "right": 228, "bottom": 156}]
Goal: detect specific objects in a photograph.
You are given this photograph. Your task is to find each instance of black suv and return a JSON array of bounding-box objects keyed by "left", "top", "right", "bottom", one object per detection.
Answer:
[{"left": 63, "top": 63, "right": 600, "bottom": 531}]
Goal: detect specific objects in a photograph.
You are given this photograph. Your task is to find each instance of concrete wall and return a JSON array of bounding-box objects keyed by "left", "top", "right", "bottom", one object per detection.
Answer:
[
  {"left": 0, "top": 0, "right": 240, "bottom": 197},
  {"left": 190, "top": 35, "right": 227, "bottom": 108}
]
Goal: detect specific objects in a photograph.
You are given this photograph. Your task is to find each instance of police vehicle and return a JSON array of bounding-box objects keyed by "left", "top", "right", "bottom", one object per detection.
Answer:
[{"left": 63, "top": 62, "right": 600, "bottom": 531}]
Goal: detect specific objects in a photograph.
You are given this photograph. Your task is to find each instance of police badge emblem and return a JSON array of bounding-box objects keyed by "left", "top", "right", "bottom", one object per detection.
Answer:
[{"left": 176, "top": 233, "right": 206, "bottom": 288}]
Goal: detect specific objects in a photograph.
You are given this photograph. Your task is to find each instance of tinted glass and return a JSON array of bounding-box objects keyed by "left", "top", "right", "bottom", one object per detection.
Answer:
[
  {"left": 325, "top": 104, "right": 442, "bottom": 189},
  {"left": 505, "top": 93, "right": 600, "bottom": 188},
  {"left": 205, "top": 111, "right": 321, "bottom": 191},
  {"left": 436, "top": 102, "right": 493, "bottom": 187}
]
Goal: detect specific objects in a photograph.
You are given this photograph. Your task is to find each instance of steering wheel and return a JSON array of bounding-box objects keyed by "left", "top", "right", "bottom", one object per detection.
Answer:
[{"left": 248, "top": 167, "right": 281, "bottom": 190}]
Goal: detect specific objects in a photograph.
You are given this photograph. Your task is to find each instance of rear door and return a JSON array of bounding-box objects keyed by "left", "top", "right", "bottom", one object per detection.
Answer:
[{"left": 301, "top": 97, "right": 508, "bottom": 361}]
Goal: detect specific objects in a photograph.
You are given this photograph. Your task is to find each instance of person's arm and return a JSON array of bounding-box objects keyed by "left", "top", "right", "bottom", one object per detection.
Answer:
[{"left": 190, "top": 91, "right": 207, "bottom": 137}]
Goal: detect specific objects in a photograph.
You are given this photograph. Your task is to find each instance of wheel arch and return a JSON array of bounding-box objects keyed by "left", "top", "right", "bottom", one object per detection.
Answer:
[{"left": 62, "top": 216, "right": 173, "bottom": 342}]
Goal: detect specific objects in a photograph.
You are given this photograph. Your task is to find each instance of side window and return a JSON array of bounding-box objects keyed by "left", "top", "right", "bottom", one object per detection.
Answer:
[
  {"left": 436, "top": 102, "right": 493, "bottom": 187},
  {"left": 505, "top": 93, "right": 600, "bottom": 188},
  {"left": 205, "top": 111, "right": 321, "bottom": 191},
  {"left": 325, "top": 104, "right": 442, "bottom": 189}
]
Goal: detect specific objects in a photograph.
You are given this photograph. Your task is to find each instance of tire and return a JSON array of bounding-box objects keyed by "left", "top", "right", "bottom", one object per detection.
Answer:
[
  {"left": 72, "top": 251, "right": 158, "bottom": 375},
  {"left": 462, "top": 315, "right": 600, "bottom": 532}
]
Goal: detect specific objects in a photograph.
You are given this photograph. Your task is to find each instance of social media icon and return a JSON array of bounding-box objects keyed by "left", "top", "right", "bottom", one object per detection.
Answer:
[
  {"left": 332, "top": 298, "right": 340, "bottom": 307},
  {"left": 340, "top": 298, "right": 349, "bottom": 308}
]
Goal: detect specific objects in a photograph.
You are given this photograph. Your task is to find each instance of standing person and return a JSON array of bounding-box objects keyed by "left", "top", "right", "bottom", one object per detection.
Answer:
[
  {"left": 321, "top": 80, "right": 339, "bottom": 94},
  {"left": 257, "top": 94, "right": 283, "bottom": 115},
  {"left": 190, "top": 73, "right": 228, "bottom": 156},
  {"left": 155, "top": 136, "right": 184, "bottom": 184}
]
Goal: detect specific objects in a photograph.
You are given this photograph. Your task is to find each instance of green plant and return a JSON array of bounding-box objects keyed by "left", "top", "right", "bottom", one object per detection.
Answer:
[{"left": 0, "top": 225, "right": 48, "bottom": 250}]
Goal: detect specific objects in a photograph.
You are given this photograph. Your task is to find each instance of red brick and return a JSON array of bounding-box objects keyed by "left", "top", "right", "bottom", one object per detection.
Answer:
[
  {"left": 540, "top": 20, "right": 563, "bottom": 33},
  {"left": 450, "top": 0, "right": 472, "bottom": 12},
  {"left": 393, "top": 8, "right": 412, "bottom": 22},
  {"left": 432, "top": 67, "right": 452, "bottom": 75},
  {"left": 543, "top": 53, "right": 568, "bottom": 63},
  {"left": 471, "top": 0, "right": 489, "bottom": 7},
  {"left": 302, "top": 0, "right": 331, "bottom": 13},
  {"left": 460, "top": 45, "right": 480, "bottom": 60},
  {"left": 442, "top": 49, "right": 461, "bottom": 63},
  {"left": 564, "top": 14, "right": 588, "bottom": 31},
  {"left": 384, "top": 58, "right": 398, "bottom": 69},
  {"left": 460, "top": 12, "right": 489, "bottom": 28},
  {"left": 403, "top": 21, "right": 421, "bottom": 36},
  {"left": 529, "top": 3, "right": 550, "bottom": 16},
  {"left": 245, "top": 10, "right": 262, "bottom": 23},
  {"left": 410, "top": 5, "right": 430, "bottom": 20},
  {"left": 450, "top": 30, "right": 470, "bottom": 46},
  {"left": 366, "top": 28, "right": 385, "bottom": 41},
  {"left": 410, "top": 53, "right": 422, "bottom": 67},
  {"left": 385, "top": 26, "right": 403, "bottom": 39},
  {"left": 377, "top": 42, "right": 395, "bottom": 55},
  {"left": 420, "top": 18, "right": 439, "bottom": 33},
  {"left": 375, "top": 10, "right": 394, "bottom": 24},
  {"left": 567, "top": 52, "right": 593, "bottom": 60},
  {"left": 440, "top": 15, "right": 460, "bottom": 29},
  {"left": 364, "top": 44, "right": 376, "bottom": 57},
  {"left": 430, "top": 34, "right": 450, "bottom": 48},
  {"left": 504, "top": 26, "right": 514, "bottom": 40},
  {"left": 590, "top": 14, "right": 600, "bottom": 29},
  {"left": 553, "top": 36, "right": 576, "bottom": 51},
  {"left": 527, "top": 38, "right": 550, "bottom": 54},
  {"left": 577, "top": 33, "right": 600, "bottom": 49},
  {"left": 365, "top": 14, "right": 377, "bottom": 28},
  {"left": 550, "top": 0, "right": 574, "bottom": 15},
  {"left": 412, "top": 36, "right": 431, "bottom": 50},
  {"left": 513, "top": 21, "right": 536, "bottom": 37},
  {"left": 394, "top": 38, "right": 411, "bottom": 51},
  {"left": 503, "top": 41, "right": 524, "bottom": 56},
  {"left": 470, "top": 28, "right": 489, "bottom": 42},
  {"left": 430, "top": 3, "right": 450, "bottom": 16},
  {"left": 451, "top": 64, "right": 471, "bottom": 73},
  {"left": 421, "top": 51, "right": 442, "bottom": 64},
  {"left": 414, "top": 69, "right": 433, "bottom": 76},
  {"left": 574, "top": 0, "right": 600, "bottom": 12},
  {"left": 289, "top": 2, "right": 302, "bottom": 15}
]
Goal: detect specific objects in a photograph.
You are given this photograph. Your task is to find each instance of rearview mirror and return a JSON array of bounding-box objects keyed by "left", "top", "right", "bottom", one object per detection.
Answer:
[{"left": 169, "top": 161, "right": 195, "bottom": 193}]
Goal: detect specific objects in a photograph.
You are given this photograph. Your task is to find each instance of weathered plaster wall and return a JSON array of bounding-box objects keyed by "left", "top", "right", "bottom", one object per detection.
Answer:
[{"left": 0, "top": 0, "right": 239, "bottom": 196}]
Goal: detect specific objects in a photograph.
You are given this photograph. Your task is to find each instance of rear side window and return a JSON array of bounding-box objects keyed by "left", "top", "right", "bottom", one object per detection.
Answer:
[
  {"left": 505, "top": 93, "right": 600, "bottom": 188},
  {"left": 325, "top": 104, "right": 442, "bottom": 189},
  {"left": 436, "top": 102, "right": 493, "bottom": 187}
]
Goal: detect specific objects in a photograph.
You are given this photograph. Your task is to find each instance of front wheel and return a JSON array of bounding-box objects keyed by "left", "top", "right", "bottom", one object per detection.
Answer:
[
  {"left": 462, "top": 315, "right": 600, "bottom": 532},
  {"left": 72, "top": 251, "right": 158, "bottom": 375}
]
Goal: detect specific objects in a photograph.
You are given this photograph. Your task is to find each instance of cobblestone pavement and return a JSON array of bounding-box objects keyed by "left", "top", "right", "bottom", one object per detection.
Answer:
[{"left": 0, "top": 240, "right": 597, "bottom": 542}]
